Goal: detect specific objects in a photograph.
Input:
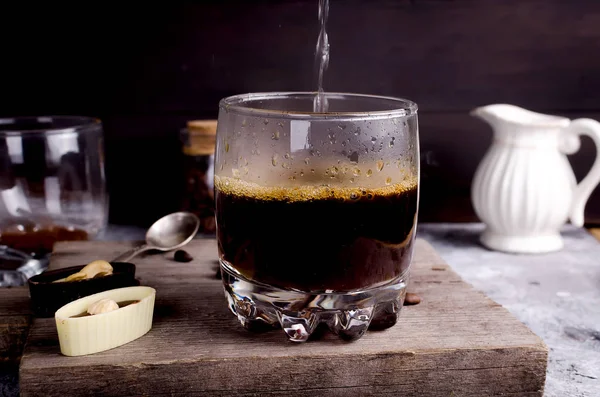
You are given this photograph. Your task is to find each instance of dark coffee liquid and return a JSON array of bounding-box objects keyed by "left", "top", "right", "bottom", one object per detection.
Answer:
[{"left": 215, "top": 176, "right": 418, "bottom": 292}]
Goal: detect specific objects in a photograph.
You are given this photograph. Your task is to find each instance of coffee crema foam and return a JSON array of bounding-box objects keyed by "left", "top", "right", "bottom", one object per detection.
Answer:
[{"left": 214, "top": 175, "right": 418, "bottom": 203}]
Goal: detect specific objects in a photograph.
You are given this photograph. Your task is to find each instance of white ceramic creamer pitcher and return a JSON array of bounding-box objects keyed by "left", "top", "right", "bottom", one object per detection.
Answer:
[{"left": 471, "top": 104, "right": 600, "bottom": 254}]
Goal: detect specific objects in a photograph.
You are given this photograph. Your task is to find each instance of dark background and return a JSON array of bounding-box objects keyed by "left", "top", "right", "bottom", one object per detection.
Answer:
[{"left": 1, "top": 0, "right": 600, "bottom": 227}]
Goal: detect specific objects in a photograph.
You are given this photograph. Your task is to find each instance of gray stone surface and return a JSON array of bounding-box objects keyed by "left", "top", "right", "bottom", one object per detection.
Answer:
[
  {"left": 2, "top": 223, "right": 598, "bottom": 396},
  {"left": 418, "top": 223, "right": 600, "bottom": 397}
]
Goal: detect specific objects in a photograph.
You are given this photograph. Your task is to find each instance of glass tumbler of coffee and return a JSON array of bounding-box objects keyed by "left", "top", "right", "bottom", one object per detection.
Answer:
[
  {"left": 0, "top": 116, "right": 108, "bottom": 257},
  {"left": 215, "top": 93, "right": 419, "bottom": 342}
]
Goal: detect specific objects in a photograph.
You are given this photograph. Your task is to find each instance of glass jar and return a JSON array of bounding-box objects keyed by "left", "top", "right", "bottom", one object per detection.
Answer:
[
  {"left": 180, "top": 120, "right": 217, "bottom": 235},
  {"left": 0, "top": 116, "right": 108, "bottom": 257}
]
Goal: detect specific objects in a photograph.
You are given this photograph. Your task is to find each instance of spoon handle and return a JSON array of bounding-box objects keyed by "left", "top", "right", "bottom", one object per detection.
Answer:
[{"left": 111, "top": 244, "right": 152, "bottom": 263}]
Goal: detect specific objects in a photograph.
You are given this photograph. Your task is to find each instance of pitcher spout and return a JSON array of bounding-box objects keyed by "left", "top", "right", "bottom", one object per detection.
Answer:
[
  {"left": 470, "top": 104, "right": 569, "bottom": 129},
  {"left": 470, "top": 104, "right": 512, "bottom": 128}
]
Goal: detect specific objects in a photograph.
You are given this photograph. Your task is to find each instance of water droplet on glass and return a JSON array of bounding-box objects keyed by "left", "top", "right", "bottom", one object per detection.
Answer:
[
  {"left": 338, "top": 124, "right": 347, "bottom": 130},
  {"left": 272, "top": 154, "right": 279, "bottom": 166},
  {"left": 377, "top": 160, "right": 384, "bottom": 172},
  {"left": 350, "top": 178, "right": 355, "bottom": 184},
  {"left": 284, "top": 153, "right": 290, "bottom": 159},
  {"left": 304, "top": 158, "right": 310, "bottom": 165},
  {"left": 311, "top": 168, "right": 315, "bottom": 173},
  {"left": 220, "top": 163, "right": 224, "bottom": 171},
  {"left": 278, "top": 122, "right": 284, "bottom": 128},
  {"left": 353, "top": 167, "right": 361, "bottom": 176},
  {"left": 272, "top": 130, "right": 280, "bottom": 140},
  {"left": 232, "top": 168, "right": 240, "bottom": 178},
  {"left": 367, "top": 169, "right": 373, "bottom": 177},
  {"left": 289, "top": 175, "right": 296, "bottom": 181},
  {"left": 389, "top": 137, "right": 395, "bottom": 148},
  {"left": 225, "top": 142, "right": 230, "bottom": 152},
  {"left": 300, "top": 171, "right": 304, "bottom": 177},
  {"left": 354, "top": 127, "right": 361, "bottom": 136},
  {"left": 341, "top": 141, "right": 346, "bottom": 146},
  {"left": 371, "top": 137, "right": 377, "bottom": 143},
  {"left": 264, "top": 119, "right": 269, "bottom": 125},
  {"left": 386, "top": 176, "right": 392, "bottom": 185},
  {"left": 241, "top": 120, "right": 247, "bottom": 127}
]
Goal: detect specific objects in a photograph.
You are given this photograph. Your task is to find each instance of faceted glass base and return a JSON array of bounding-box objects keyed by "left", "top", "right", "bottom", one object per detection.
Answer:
[{"left": 220, "top": 260, "right": 409, "bottom": 342}]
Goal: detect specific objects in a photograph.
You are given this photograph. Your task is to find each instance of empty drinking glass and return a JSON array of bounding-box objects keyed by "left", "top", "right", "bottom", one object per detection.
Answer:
[{"left": 0, "top": 116, "right": 108, "bottom": 256}]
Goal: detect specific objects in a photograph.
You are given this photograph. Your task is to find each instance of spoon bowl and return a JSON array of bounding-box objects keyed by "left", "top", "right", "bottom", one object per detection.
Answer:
[
  {"left": 112, "top": 212, "right": 200, "bottom": 262},
  {"left": 146, "top": 212, "right": 200, "bottom": 249}
]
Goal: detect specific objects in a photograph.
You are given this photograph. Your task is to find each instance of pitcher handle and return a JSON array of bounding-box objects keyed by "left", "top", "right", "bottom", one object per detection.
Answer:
[{"left": 563, "top": 118, "right": 600, "bottom": 227}]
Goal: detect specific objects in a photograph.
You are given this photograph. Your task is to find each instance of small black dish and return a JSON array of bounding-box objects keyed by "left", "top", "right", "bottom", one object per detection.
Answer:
[{"left": 27, "top": 262, "right": 139, "bottom": 318}]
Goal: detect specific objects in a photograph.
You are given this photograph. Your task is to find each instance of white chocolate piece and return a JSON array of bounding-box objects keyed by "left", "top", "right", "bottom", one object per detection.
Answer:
[
  {"left": 55, "top": 286, "right": 156, "bottom": 357},
  {"left": 87, "top": 298, "right": 119, "bottom": 315},
  {"left": 53, "top": 260, "right": 113, "bottom": 283}
]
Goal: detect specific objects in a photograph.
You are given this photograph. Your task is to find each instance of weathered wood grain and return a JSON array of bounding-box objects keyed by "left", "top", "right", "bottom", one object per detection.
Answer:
[
  {"left": 19, "top": 239, "right": 548, "bottom": 396},
  {"left": 0, "top": 288, "right": 30, "bottom": 364}
]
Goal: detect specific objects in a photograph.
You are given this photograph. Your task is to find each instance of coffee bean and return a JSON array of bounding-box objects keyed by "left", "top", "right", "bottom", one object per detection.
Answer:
[
  {"left": 174, "top": 250, "right": 193, "bottom": 263},
  {"left": 404, "top": 292, "right": 421, "bottom": 305}
]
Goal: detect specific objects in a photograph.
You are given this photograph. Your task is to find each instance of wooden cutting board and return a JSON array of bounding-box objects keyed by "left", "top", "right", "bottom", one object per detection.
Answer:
[
  {"left": 0, "top": 287, "right": 30, "bottom": 365},
  {"left": 19, "top": 239, "right": 548, "bottom": 396}
]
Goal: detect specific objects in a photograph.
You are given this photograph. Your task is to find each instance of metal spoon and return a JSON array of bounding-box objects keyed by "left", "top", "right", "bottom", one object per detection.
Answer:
[{"left": 111, "top": 212, "right": 200, "bottom": 263}]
